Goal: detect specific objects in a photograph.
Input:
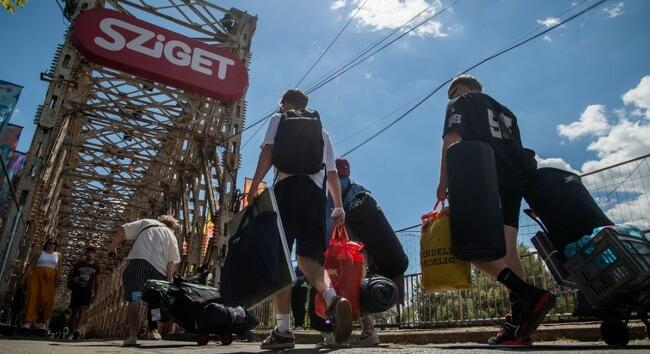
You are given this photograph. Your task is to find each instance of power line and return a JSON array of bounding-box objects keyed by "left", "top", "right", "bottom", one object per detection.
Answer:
[
  {"left": 342, "top": 0, "right": 610, "bottom": 157},
  {"left": 306, "top": 0, "right": 462, "bottom": 95},
  {"left": 295, "top": 0, "right": 370, "bottom": 88},
  {"left": 304, "top": 0, "right": 443, "bottom": 93}
]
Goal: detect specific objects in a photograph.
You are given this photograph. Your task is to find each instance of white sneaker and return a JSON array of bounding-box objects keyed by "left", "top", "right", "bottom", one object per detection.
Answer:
[
  {"left": 357, "top": 330, "right": 380, "bottom": 347},
  {"left": 123, "top": 335, "right": 138, "bottom": 347},
  {"left": 149, "top": 329, "right": 162, "bottom": 340}
]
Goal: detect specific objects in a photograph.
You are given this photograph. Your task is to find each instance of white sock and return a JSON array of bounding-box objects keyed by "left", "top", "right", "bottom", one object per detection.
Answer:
[
  {"left": 275, "top": 313, "right": 290, "bottom": 333},
  {"left": 323, "top": 287, "right": 337, "bottom": 307}
]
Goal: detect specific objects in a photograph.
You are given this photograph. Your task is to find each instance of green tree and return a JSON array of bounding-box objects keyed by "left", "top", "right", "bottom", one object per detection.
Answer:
[{"left": 1, "top": 0, "right": 26, "bottom": 13}]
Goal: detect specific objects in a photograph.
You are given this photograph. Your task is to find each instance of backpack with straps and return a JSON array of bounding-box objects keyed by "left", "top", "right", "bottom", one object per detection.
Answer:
[{"left": 272, "top": 109, "right": 324, "bottom": 175}]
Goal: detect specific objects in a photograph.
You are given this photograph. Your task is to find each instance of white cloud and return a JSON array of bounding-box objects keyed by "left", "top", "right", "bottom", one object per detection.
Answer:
[
  {"left": 364, "top": 72, "right": 373, "bottom": 79},
  {"left": 542, "top": 35, "right": 552, "bottom": 42},
  {"left": 339, "top": 0, "right": 447, "bottom": 38},
  {"left": 537, "top": 17, "right": 561, "bottom": 28},
  {"left": 331, "top": 0, "right": 347, "bottom": 10},
  {"left": 622, "top": 75, "right": 650, "bottom": 119},
  {"left": 603, "top": 2, "right": 624, "bottom": 18},
  {"left": 557, "top": 104, "right": 610, "bottom": 140},
  {"left": 535, "top": 155, "right": 579, "bottom": 174},
  {"left": 581, "top": 119, "right": 650, "bottom": 172}
]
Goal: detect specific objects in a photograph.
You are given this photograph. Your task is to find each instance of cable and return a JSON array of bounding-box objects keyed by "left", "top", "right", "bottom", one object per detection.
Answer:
[
  {"left": 306, "top": 0, "right": 462, "bottom": 95},
  {"left": 342, "top": 0, "right": 610, "bottom": 157},
  {"left": 295, "top": 0, "right": 369, "bottom": 88},
  {"left": 241, "top": 117, "right": 268, "bottom": 149},
  {"left": 394, "top": 223, "right": 423, "bottom": 233},
  {"left": 305, "top": 0, "right": 442, "bottom": 92}
]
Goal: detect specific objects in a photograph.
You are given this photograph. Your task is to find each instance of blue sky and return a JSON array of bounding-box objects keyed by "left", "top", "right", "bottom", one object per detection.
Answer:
[{"left": 1, "top": 0, "right": 649, "bottom": 261}]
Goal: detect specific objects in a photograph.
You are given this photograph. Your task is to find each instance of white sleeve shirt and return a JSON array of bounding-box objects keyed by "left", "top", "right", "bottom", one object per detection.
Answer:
[
  {"left": 261, "top": 112, "right": 336, "bottom": 187},
  {"left": 123, "top": 219, "right": 181, "bottom": 276}
]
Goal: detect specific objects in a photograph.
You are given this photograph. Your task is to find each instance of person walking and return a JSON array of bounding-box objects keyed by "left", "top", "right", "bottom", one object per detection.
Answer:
[
  {"left": 66, "top": 246, "right": 101, "bottom": 340},
  {"left": 23, "top": 239, "right": 61, "bottom": 329},
  {"left": 248, "top": 88, "right": 352, "bottom": 349},
  {"left": 436, "top": 75, "right": 556, "bottom": 345},
  {"left": 108, "top": 215, "right": 181, "bottom": 347}
]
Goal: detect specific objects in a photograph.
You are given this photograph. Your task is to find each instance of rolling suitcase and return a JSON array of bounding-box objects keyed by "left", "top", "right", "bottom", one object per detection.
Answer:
[{"left": 446, "top": 140, "right": 505, "bottom": 261}]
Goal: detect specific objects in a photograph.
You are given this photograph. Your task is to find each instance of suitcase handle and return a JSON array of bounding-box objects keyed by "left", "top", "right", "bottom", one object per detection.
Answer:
[{"left": 523, "top": 209, "right": 550, "bottom": 235}]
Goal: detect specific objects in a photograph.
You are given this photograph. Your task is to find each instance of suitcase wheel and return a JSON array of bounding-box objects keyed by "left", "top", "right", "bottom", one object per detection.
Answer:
[
  {"left": 196, "top": 333, "right": 209, "bottom": 346},
  {"left": 221, "top": 332, "right": 233, "bottom": 345},
  {"left": 601, "top": 317, "right": 629, "bottom": 346}
]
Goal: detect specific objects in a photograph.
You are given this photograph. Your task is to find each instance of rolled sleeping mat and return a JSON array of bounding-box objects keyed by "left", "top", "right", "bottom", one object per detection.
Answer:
[
  {"left": 360, "top": 274, "right": 398, "bottom": 315},
  {"left": 447, "top": 140, "right": 506, "bottom": 261},
  {"left": 346, "top": 192, "right": 409, "bottom": 278},
  {"left": 524, "top": 167, "right": 613, "bottom": 258},
  {"left": 197, "top": 303, "right": 258, "bottom": 335}
]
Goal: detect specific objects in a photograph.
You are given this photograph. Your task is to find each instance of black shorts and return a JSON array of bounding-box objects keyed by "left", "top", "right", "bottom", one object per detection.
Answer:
[
  {"left": 122, "top": 259, "right": 166, "bottom": 302},
  {"left": 499, "top": 187, "right": 523, "bottom": 229},
  {"left": 70, "top": 288, "right": 92, "bottom": 309},
  {"left": 274, "top": 175, "right": 327, "bottom": 263}
]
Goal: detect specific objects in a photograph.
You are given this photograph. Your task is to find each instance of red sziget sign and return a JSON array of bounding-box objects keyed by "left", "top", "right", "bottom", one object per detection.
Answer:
[{"left": 71, "top": 8, "right": 248, "bottom": 102}]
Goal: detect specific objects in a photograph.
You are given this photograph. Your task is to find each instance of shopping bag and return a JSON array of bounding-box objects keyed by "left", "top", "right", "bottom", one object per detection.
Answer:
[
  {"left": 315, "top": 225, "right": 365, "bottom": 319},
  {"left": 420, "top": 202, "right": 471, "bottom": 291}
]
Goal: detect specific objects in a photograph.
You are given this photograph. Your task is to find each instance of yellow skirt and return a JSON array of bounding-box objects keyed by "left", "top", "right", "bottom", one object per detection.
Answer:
[{"left": 25, "top": 267, "right": 57, "bottom": 323}]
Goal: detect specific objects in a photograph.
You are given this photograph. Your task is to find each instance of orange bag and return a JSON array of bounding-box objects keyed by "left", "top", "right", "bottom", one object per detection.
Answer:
[{"left": 315, "top": 225, "right": 365, "bottom": 319}]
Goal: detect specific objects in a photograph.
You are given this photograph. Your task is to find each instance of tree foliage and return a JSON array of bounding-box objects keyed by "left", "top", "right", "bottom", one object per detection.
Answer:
[{"left": 1, "top": 0, "right": 26, "bottom": 13}]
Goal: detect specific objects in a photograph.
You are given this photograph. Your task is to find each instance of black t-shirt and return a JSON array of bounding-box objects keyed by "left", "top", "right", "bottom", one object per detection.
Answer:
[
  {"left": 443, "top": 92, "right": 525, "bottom": 191},
  {"left": 68, "top": 261, "right": 100, "bottom": 291}
]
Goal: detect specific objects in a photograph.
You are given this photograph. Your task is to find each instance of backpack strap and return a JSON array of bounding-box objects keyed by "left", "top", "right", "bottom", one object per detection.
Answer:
[{"left": 136, "top": 223, "right": 167, "bottom": 238}]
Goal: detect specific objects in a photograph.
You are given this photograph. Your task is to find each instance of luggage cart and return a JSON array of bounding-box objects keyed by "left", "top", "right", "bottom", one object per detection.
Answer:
[{"left": 527, "top": 209, "right": 650, "bottom": 346}]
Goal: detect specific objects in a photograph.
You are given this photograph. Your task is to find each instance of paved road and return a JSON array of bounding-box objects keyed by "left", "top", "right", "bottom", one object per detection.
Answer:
[{"left": 2, "top": 339, "right": 650, "bottom": 353}]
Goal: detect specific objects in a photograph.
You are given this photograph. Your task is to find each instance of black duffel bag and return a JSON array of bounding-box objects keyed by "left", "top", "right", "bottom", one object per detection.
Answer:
[
  {"left": 360, "top": 274, "right": 398, "bottom": 315},
  {"left": 346, "top": 192, "right": 408, "bottom": 278},
  {"left": 447, "top": 141, "right": 506, "bottom": 261},
  {"left": 220, "top": 205, "right": 281, "bottom": 307},
  {"left": 524, "top": 167, "right": 613, "bottom": 257}
]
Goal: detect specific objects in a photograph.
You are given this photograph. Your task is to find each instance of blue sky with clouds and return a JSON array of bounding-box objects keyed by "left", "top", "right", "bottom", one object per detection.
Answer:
[{"left": 1, "top": 1, "right": 649, "bottom": 259}]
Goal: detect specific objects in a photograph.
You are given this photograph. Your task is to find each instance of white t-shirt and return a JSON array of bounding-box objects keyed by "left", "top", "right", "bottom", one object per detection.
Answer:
[
  {"left": 123, "top": 219, "right": 181, "bottom": 276},
  {"left": 36, "top": 251, "right": 60, "bottom": 269},
  {"left": 262, "top": 112, "right": 336, "bottom": 187}
]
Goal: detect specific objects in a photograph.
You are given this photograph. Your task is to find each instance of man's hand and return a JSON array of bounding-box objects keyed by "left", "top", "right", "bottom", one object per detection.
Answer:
[
  {"left": 436, "top": 183, "right": 447, "bottom": 202},
  {"left": 331, "top": 207, "right": 345, "bottom": 226},
  {"left": 246, "top": 187, "right": 258, "bottom": 206}
]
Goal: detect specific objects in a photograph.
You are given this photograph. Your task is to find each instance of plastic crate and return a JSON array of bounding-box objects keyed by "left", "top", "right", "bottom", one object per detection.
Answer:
[{"left": 564, "top": 227, "right": 650, "bottom": 309}]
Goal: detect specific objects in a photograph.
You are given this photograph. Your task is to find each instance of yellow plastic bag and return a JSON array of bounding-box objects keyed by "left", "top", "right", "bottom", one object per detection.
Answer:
[{"left": 420, "top": 205, "right": 471, "bottom": 292}]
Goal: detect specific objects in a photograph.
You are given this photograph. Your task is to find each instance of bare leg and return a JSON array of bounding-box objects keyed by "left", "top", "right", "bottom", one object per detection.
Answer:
[
  {"left": 361, "top": 315, "right": 374, "bottom": 333},
  {"left": 70, "top": 308, "right": 80, "bottom": 332},
  {"left": 297, "top": 256, "right": 331, "bottom": 294},
  {"left": 127, "top": 301, "right": 141, "bottom": 337},
  {"left": 272, "top": 286, "right": 292, "bottom": 316},
  {"left": 473, "top": 226, "right": 523, "bottom": 279}
]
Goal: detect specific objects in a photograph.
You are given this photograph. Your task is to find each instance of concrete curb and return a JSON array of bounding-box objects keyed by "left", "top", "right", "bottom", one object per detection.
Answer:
[{"left": 251, "top": 321, "right": 649, "bottom": 345}]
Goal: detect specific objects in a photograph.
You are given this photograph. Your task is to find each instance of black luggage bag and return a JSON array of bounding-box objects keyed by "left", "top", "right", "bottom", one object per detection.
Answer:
[
  {"left": 446, "top": 141, "right": 506, "bottom": 261},
  {"left": 346, "top": 192, "right": 408, "bottom": 278}
]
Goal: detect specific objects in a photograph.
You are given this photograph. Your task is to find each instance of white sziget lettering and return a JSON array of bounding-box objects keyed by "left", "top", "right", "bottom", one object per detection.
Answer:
[{"left": 94, "top": 17, "right": 234, "bottom": 79}]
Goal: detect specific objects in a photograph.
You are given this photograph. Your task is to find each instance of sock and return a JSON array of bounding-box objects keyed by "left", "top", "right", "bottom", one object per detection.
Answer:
[
  {"left": 497, "top": 268, "right": 536, "bottom": 298},
  {"left": 275, "top": 313, "right": 290, "bottom": 333},
  {"left": 323, "top": 287, "right": 337, "bottom": 307}
]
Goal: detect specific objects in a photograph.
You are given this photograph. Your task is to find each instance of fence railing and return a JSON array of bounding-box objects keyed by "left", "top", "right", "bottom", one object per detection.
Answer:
[{"left": 252, "top": 154, "right": 650, "bottom": 329}]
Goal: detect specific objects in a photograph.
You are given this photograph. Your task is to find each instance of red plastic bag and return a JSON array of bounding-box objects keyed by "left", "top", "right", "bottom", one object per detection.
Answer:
[{"left": 315, "top": 225, "right": 365, "bottom": 319}]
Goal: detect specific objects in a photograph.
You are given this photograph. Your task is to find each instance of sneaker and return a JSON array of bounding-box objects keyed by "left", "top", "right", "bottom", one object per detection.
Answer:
[
  {"left": 327, "top": 296, "right": 353, "bottom": 344},
  {"left": 260, "top": 327, "right": 295, "bottom": 350},
  {"left": 149, "top": 329, "right": 162, "bottom": 340},
  {"left": 488, "top": 316, "right": 532, "bottom": 346},
  {"left": 516, "top": 289, "right": 557, "bottom": 339},
  {"left": 357, "top": 330, "right": 380, "bottom": 347},
  {"left": 123, "top": 335, "right": 138, "bottom": 347}
]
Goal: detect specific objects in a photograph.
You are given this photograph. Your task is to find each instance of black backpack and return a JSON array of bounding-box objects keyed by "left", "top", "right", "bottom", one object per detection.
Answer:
[{"left": 272, "top": 109, "right": 324, "bottom": 175}]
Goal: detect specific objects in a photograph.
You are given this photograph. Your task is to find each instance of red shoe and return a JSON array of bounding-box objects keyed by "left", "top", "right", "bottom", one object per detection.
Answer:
[
  {"left": 516, "top": 290, "right": 556, "bottom": 339},
  {"left": 488, "top": 315, "right": 532, "bottom": 346}
]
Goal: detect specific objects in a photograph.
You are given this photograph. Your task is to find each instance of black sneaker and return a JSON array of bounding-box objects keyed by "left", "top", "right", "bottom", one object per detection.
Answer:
[
  {"left": 516, "top": 289, "right": 556, "bottom": 339},
  {"left": 72, "top": 330, "right": 81, "bottom": 340},
  {"left": 488, "top": 315, "right": 532, "bottom": 346},
  {"left": 260, "top": 327, "right": 295, "bottom": 350},
  {"left": 327, "top": 296, "right": 353, "bottom": 344}
]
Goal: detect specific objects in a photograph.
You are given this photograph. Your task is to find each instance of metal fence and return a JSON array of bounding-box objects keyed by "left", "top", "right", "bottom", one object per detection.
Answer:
[{"left": 252, "top": 154, "right": 650, "bottom": 328}]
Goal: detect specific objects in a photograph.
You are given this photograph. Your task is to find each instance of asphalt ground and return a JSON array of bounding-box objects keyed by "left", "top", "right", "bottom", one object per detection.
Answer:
[{"left": 1, "top": 339, "right": 650, "bottom": 353}]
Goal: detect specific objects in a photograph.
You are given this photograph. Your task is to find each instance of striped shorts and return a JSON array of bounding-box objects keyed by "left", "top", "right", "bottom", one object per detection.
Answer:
[{"left": 122, "top": 259, "right": 166, "bottom": 302}]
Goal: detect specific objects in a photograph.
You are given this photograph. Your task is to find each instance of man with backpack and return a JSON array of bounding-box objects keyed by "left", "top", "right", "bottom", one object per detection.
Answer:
[
  {"left": 66, "top": 246, "right": 101, "bottom": 340},
  {"left": 108, "top": 215, "right": 181, "bottom": 347},
  {"left": 436, "top": 75, "right": 556, "bottom": 345},
  {"left": 247, "top": 89, "right": 351, "bottom": 349}
]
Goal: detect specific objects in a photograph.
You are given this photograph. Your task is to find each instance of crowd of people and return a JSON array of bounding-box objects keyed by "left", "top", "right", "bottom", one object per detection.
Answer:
[{"left": 16, "top": 75, "right": 558, "bottom": 348}]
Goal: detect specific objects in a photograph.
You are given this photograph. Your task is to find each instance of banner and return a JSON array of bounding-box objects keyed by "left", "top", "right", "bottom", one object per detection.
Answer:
[
  {"left": 0, "top": 151, "right": 26, "bottom": 215},
  {"left": 0, "top": 80, "right": 22, "bottom": 132}
]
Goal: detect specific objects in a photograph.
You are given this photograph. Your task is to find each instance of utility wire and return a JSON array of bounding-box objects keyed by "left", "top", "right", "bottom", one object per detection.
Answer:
[
  {"left": 307, "top": 0, "right": 462, "bottom": 95},
  {"left": 295, "top": 0, "right": 370, "bottom": 88},
  {"left": 304, "top": 0, "right": 442, "bottom": 92},
  {"left": 342, "top": 0, "right": 610, "bottom": 157}
]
